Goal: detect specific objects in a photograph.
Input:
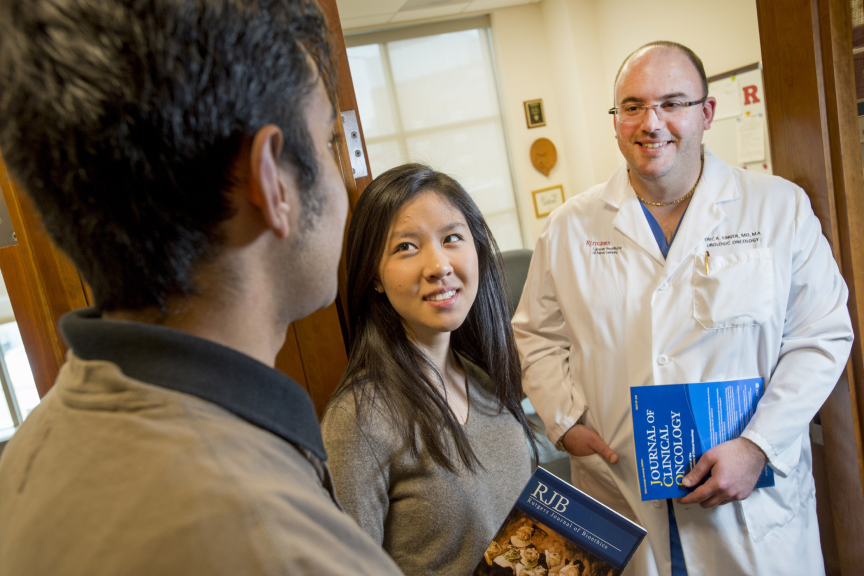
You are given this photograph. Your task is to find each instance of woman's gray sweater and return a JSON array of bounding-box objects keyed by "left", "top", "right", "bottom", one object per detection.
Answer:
[{"left": 321, "top": 365, "right": 532, "bottom": 576}]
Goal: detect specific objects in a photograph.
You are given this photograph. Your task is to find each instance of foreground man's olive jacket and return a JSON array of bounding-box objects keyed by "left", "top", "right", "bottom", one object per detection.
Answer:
[{"left": 0, "top": 308, "right": 403, "bottom": 576}]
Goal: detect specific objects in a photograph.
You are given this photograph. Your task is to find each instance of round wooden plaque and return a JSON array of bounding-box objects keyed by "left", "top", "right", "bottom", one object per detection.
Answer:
[{"left": 530, "top": 138, "right": 557, "bottom": 177}]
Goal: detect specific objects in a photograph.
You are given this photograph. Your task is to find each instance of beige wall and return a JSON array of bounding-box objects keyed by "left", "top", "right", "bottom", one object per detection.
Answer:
[
  {"left": 488, "top": 0, "right": 762, "bottom": 246},
  {"left": 489, "top": 4, "right": 577, "bottom": 244},
  {"left": 594, "top": 0, "right": 763, "bottom": 92}
]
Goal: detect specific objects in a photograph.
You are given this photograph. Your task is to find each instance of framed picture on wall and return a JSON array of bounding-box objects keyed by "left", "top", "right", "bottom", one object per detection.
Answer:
[
  {"left": 532, "top": 185, "right": 565, "bottom": 217},
  {"left": 524, "top": 99, "right": 546, "bottom": 128}
]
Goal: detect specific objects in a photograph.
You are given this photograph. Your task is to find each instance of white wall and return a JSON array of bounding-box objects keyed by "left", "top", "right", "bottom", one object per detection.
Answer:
[
  {"left": 488, "top": 0, "right": 763, "bottom": 246},
  {"left": 568, "top": 0, "right": 627, "bottom": 184},
  {"left": 594, "top": 0, "right": 763, "bottom": 91},
  {"left": 538, "top": 0, "right": 597, "bottom": 197},
  {"left": 489, "top": 4, "right": 578, "bottom": 244}
]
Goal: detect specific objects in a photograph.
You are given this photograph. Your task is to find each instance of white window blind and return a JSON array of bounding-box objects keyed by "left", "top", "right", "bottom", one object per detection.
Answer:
[
  {"left": 347, "top": 23, "right": 524, "bottom": 251},
  {"left": 0, "top": 320, "right": 39, "bottom": 442}
]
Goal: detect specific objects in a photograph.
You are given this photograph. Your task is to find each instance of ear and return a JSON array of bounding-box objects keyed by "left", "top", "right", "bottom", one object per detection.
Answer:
[
  {"left": 373, "top": 278, "right": 384, "bottom": 293},
  {"left": 702, "top": 96, "right": 717, "bottom": 130},
  {"left": 249, "top": 125, "right": 292, "bottom": 239}
]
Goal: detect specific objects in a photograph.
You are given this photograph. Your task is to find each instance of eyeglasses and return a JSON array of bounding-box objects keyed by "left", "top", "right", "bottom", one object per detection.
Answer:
[{"left": 608, "top": 97, "right": 708, "bottom": 123}]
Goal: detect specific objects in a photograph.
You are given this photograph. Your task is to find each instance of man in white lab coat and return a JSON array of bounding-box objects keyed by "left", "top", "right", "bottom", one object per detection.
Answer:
[{"left": 512, "top": 41, "right": 853, "bottom": 576}]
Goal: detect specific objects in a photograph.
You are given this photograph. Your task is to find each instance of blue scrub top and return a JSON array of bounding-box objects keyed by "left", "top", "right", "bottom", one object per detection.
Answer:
[
  {"left": 640, "top": 202, "right": 688, "bottom": 259},
  {"left": 640, "top": 201, "right": 692, "bottom": 576}
]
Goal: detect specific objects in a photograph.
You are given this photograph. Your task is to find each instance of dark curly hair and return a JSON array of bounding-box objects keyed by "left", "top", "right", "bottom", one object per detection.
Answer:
[{"left": 0, "top": 0, "right": 335, "bottom": 311}]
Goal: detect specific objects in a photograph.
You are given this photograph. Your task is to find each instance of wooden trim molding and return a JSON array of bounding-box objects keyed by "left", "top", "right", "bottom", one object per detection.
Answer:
[
  {"left": 319, "top": 0, "right": 372, "bottom": 206},
  {"left": 756, "top": 0, "right": 864, "bottom": 572},
  {"left": 819, "top": 0, "right": 864, "bottom": 482},
  {"left": 706, "top": 62, "right": 761, "bottom": 83},
  {"left": 0, "top": 153, "right": 86, "bottom": 396},
  {"left": 0, "top": 243, "right": 59, "bottom": 398}
]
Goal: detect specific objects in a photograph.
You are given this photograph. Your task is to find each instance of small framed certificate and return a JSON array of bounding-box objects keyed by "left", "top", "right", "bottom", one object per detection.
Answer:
[
  {"left": 532, "top": 185, "right": 565, "bottom": 217},
  {"left": 523, "top": 99, "right": 546, "bottom": 128}
]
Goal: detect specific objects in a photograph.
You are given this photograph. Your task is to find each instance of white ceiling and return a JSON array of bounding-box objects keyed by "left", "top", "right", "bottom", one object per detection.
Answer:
[{"left": 336, "top": 0, "right": 540, "bottom": 33}]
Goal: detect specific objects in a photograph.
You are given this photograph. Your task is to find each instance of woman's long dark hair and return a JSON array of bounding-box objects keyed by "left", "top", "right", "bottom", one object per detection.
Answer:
[{"left": 327, "top": 163, "right": 538, "bottom": 473}]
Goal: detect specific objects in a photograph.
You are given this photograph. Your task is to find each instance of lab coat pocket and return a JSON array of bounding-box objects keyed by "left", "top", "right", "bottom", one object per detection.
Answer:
[
  {"left": 738, "top": 460, "right": 801, "bottom": 541},
  {"left": 693, "top": 247, "right": 774, "bottom": 330}
]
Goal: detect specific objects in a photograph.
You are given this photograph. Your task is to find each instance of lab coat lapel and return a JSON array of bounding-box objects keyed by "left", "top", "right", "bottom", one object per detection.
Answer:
[
  {"left": 602, "top": 166, "right": 665, "bottom": 266},
  {"left": 665, "top": 148, "right": 738, "bottom": 270}
]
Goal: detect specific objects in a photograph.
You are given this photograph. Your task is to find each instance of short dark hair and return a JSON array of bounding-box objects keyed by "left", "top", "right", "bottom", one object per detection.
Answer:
[
  {"left": 0, "top": 0, "right": 335, "bottom": 311},
  {"left": 328, "top": 163, "right": 537, "bottom": 473},
  {"left": 613, "top": 41, "right": 708, "bottom": 103}
]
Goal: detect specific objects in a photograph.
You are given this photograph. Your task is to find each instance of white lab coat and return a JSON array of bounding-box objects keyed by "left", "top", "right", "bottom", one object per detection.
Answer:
[{"left": 512, "top": 148, "right": 853, "bottom": 576}]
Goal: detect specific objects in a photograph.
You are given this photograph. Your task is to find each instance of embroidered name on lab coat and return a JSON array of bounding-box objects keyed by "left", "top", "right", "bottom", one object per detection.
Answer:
[
  {"left": 586, "top": 240, "right": 621, "bottom": 256},
  {"left": 704, "top": 231, "right": 762, "bottom": 248}
]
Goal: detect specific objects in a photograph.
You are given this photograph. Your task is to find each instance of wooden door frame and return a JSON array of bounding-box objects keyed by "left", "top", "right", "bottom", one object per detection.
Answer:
[
  {"left": 0, "top": 155, "right": 89, "bottom": 398},
  {"left": 755, "top": 0, "right": 864, "bottom": 572},
  {"left": 272, "top": 0, "right": 373, "bottom": 416}
]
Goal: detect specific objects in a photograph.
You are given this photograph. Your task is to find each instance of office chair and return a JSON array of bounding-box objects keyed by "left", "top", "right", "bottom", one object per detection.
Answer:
[{"left": 500, "top": 249, "right": 533, "bottom": 318}]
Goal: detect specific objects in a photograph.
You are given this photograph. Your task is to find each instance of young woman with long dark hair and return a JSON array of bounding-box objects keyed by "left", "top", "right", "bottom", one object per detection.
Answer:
[{"left": 321, "top": 164, "right": 537, "bottom": 575}]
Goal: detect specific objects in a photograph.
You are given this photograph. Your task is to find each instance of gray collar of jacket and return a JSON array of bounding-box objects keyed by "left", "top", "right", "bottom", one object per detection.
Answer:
[{"left": 59, "top": 307, "right": 326, "bottom": 461}]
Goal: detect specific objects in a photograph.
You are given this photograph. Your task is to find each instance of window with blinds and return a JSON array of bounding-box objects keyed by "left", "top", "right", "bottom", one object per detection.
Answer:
[{"left": 347, "top": 20, "right": 524, "bottom": 251}]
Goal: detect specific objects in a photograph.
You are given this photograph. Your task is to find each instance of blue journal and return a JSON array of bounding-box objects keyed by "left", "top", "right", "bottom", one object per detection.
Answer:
[
  {"left": 630, "top": 377, "right": 775, "bottom": 501},
  {"left": 471, "top": 467, "right": 646, "bottom": 575}
]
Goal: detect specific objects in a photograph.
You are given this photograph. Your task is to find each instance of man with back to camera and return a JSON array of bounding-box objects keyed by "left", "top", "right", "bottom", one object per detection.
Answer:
[
  {"left": 513, "top": 41, "right": 853, "bottom": 576},
  {"left": 0, "top": 1, "right": 403, "bottom": 574}
]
